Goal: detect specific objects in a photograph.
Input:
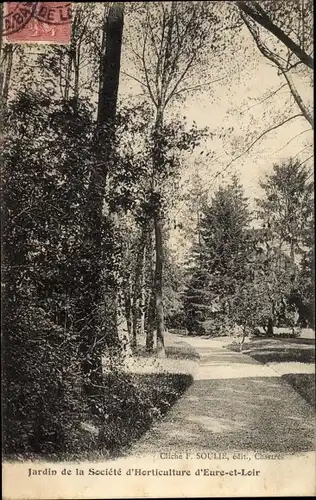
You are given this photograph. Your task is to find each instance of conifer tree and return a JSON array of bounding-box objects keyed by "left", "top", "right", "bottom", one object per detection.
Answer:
[{"left": 184, "top": 176, "right": 250, "bottom": 335}]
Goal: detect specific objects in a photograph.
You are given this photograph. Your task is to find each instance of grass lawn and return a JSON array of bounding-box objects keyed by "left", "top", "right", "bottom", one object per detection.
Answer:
[
  {"left": 228, "top": 336, "right": 315, "bottom": 408},
  {"left": 281, "top": 373, "right": 315, "bottom": 407}
]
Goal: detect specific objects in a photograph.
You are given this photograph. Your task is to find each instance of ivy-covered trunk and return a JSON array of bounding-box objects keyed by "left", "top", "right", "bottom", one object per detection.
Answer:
[{"left": 80, "top": 3, "right": 124, "bottom": 390}]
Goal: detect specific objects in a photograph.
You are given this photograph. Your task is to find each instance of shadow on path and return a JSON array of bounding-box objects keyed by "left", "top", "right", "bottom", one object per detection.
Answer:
[{"left": 127, "top": 336, "right": 315, "bottom": 457}]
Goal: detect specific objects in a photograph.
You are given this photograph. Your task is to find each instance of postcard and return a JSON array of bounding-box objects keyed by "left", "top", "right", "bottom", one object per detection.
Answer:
[{"left": 1, "top": 1, "right": 315, "bottom": 498}]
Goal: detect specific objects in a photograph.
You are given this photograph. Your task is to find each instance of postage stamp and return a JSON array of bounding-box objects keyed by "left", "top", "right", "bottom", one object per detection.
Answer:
[{"left": 3, "top": 2, "right": 72, "bottom": 44}]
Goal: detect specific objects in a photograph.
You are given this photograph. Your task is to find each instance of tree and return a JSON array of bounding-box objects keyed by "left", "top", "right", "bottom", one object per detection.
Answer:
[
  {"left": 247, "top": 158, "right": 314, "bottom": 332},
  {"left": 128, "top": 115, "right": 206, "bottom": 351},
  {"left": 237, "top": 1, "right": 314, "bottom": 70},
  {"left": 238, "top": 0, "right": 313, "bottom": 129},
  {"left": 197, "top": 158, "right": 314, "bottom": 338},
  {"left": 184, "top": 176, "right": 251, "bottom": 335},
  {"left": 2, "top": 91, "right": 95, "bottom": 453},
  {"left": 124, "top": 1, "right": 219, "bottom": 351},
  {"left": 95, "top": 99, "right": 205, "bottom": 353},
  {"left": 231, "top": 226, "right": 298, "bottom": 337},
  {"left": 80, "top": 3, "right": 125, "bottom": 389},
  {"left": 256, "top": 158, "right": 314, "bottom": 263},
  {"left": 222, "top": 0, "right": 313, "bottom": 173},
  {"left": 118, "top": 215, "right": 150, "bottom": 351},
  {"left": 37, "top": 4, "right": 102, "bottom": 102}
]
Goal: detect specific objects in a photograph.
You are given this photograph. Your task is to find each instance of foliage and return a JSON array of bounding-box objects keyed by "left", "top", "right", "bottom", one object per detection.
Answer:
[
  {"left": 125, "top": 1, "right": 226, "bottom": 110},
  {"left": 2, "top": 1, "right": 314, "bottom": 459},
  {"left": 2, "top": 91, "right": 96, "bottom": 453},
  {"left": 183, "top": 159, "right": 314, "bottom": 335},
  {"left": 256, "top": 159, "right": 314, "bottom": 327},
  {"left": 2, "top": 86, "right": 203, "bottom": 454},
  {"left": 257, "top": 158, "right": 314, "bottom": 258},
  {"left": 93, "top": 370, "right": 193, "bottom": 455},
  {"left": 184, "top": 176, "right": 251, "bottom": 335}
]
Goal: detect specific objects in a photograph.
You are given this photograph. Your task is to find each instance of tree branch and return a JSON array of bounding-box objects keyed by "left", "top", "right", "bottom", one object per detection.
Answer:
[
  {"left": 237, "top": 0, "right": 314, "bottom": 69},
  {"left": 170, "top": 75, "right": 229, "bottom": 99},
  {"left": 121, "top": 70, "right": 147, "bottom": 88},
  {"left": 281, "top": 69, "right": 313, "bottom": 128},
  {"left": 242, "top": 14, "right": 314, "bottom": 128},
  {"left": 240, "top": 83, "right": 287, "bottom": 114},
  {"left": 299, "top": 154, "right": 314, "bottom": 167},
  {"left": 141, "top": 15, "right": 158, "bottom": 108},
  {"left": 292, "top": 144, "right": 312, "bottom": 160},
  {"left": 266, "top": 128, "right": 312, "bottom": 157},
  {"left": 223, "top": 113, "right": 304, "bottom": 171},
  {"left": 165, "top": 48, "right": 201, "bottom": 106}
]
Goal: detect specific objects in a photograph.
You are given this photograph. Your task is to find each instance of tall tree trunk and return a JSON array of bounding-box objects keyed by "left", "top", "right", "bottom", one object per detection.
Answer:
[
  {"left": 154, "top": 211, "right": 165, "bottom": 355},
  {"left": 151, "top": 108, "right": 166, "bottom": 355},
  {"left": 267, "top": 317, "right": 274, "bottom": 336},
  {"left": 123, "top": 277, "right": 133, "bottom": 337},
  {"left": 146, "top": 292, "right": 156, "bottom": 352},
  {"left": 139, "top": 243, "right": 147, "bottom": 337},
  {"left": 80, "top": 3, "right": 124, "bottom": 391},
  {"left": 97, "top": 4, "right": 123, "bottom": 126},
  {"left": 146, "top": 228, "right": 155, "bottom": 351},
  {"left": 132, "top": 224, "right": 148, "bottom": 350}
]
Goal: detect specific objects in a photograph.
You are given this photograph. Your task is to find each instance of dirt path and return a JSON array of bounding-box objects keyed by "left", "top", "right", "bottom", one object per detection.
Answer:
[{"left": 127, "top": 335, "right": 315, "bottom": 457}]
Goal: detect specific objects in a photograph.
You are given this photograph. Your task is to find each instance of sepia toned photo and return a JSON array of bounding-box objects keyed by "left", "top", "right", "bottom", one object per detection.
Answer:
[{"left": 1, "top": 1, "right": 314, "bottom": 498}]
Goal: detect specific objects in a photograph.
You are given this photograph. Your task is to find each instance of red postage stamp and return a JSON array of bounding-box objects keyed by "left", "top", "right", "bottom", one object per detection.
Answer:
[{"left": 3, "top": 2, "right": 72, "bottom": 44}]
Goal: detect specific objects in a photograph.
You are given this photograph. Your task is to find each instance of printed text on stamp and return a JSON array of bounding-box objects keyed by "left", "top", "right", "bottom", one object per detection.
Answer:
[{"left": 4, "top": 2, "right": 72, "bottom": 44}]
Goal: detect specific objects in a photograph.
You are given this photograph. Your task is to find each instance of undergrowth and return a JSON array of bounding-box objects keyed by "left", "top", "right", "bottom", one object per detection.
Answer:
[{"left": 4, "top": 352, "right": 195, "bottom": 462}]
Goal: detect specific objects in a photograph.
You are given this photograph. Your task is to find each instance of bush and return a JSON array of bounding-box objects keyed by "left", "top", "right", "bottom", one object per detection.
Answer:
[
  {"left": 3, "top": 346, "right": 193, "bottom": 460},
  {"left": 88, "top": 370, "right": 193, "bottom": 456},
  {"left": 2, "top": 301, "right": 90, "bottom": 456}
]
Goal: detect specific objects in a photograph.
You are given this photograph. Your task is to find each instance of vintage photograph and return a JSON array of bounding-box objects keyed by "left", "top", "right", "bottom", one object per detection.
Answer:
[{"left": 1, "top": 1, "right": 314, "bottom": 498}]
